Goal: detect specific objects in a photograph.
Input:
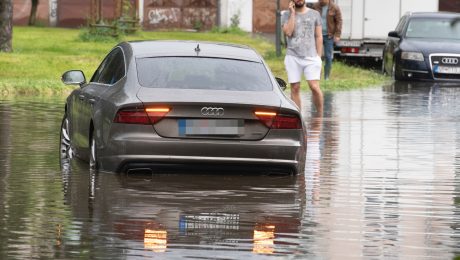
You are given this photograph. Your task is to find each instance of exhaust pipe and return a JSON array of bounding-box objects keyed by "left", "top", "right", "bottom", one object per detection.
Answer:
[{"left": 126, "top": 168, "right": 153, "bottom": 175}]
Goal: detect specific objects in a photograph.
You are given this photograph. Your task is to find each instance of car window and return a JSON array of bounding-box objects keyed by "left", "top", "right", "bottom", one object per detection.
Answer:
[
  {"left": 405, "top": 17, "right": 460, "bottom": 40},
  {"left": 90, "top": 47, "right": 126, "bottom": 85},
  {"left": 395, "top": 15, "right": 407, "bottom": 34},
  {"left": 136, "top": 57, "right": 273, "bottom": 91}
]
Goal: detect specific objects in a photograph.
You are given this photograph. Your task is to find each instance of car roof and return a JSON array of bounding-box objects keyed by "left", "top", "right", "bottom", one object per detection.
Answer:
[
  {"left": 406, "top": 12, "right": 460, "bottom": 19},
  {"left": 125, "top": 40, "right": 262, "bottom": 62}
]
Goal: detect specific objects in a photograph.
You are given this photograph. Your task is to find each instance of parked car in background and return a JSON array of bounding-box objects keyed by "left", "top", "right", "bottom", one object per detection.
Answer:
[
  {"left": 382, "top": 12, "right": 460, "bottom": 81},
  {"left": 60, "top": 41, "right": 306, "bottom": 175}
]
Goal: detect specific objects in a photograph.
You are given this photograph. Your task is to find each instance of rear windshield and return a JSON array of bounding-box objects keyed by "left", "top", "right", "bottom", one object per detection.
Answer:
[
  {"left": 405, "top": 18, "right": 460, "bottom": 40},
  {"left": 136, "top": 57, "right": 273, "bottom": 91}
]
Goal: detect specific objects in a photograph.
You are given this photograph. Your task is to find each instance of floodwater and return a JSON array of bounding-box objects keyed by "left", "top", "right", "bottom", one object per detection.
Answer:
[{"left": 0, "top": 81, "right": 459, "bottom": 259}]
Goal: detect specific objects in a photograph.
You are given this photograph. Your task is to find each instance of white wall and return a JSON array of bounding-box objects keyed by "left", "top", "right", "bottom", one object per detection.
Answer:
[
  {"left": 49, "top": 0, "right": 58, "bottom": 26},
  {"left": 220, "top": 0, "right": 253, "bottom": 32},
  {"left": 401, "top": 0, "right": 439, "bottom": 14}
]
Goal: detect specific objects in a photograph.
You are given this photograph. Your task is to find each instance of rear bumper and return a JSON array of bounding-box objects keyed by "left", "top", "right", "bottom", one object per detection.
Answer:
[{"left": 98, "top": 125, "right": 305, "bottom": 174}]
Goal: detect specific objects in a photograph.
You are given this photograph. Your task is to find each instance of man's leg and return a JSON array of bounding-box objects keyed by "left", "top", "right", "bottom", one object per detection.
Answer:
[
  {"left": 323, "top": 36, "right": 334, "bottom": 80},
  {"left": 290, "top": 82, "right": 302, "bottom": 110},
  {"left": 307, "top": 80, "right": 323, "bottom": 116}
]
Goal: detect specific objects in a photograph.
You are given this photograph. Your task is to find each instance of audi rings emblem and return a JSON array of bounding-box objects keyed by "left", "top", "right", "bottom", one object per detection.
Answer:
[
  {"left": 441, "top": 57, "right": 459, "bottom": 65},
  {"left": 201, "top": 107, "right": 224, "bottom": 116}
]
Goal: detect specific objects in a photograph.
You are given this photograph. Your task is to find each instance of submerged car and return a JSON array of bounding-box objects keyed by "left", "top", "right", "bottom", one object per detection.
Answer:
[
  {"left": 382, "top": 12, "right": 460, "bottom": 81},
  {"left": 60, "top": 41, "right": 305, "bottom": 174}
]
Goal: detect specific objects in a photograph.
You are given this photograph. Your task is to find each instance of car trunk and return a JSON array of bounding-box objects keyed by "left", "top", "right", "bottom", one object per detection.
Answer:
[{"left": 136, "top": 88, "right": 282, "bottom": 140}]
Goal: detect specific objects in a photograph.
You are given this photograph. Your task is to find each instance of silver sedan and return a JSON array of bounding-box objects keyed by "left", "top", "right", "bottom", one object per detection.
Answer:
[{"left": 60, "top": 40, "right": 306, "bottom": 174}]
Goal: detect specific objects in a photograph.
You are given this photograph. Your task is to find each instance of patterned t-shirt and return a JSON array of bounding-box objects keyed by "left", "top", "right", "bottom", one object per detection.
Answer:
[{"left": 281, "top": 9, "right": 322, "bottom": 58}]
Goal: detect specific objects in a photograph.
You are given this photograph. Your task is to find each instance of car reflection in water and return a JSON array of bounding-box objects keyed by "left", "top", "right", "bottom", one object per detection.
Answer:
[
  {"left": 383, "top": 80, "right": 460, "bottom": 111},
  {"left": 60, "top": 160, "right": 306, "bottom": 257}
]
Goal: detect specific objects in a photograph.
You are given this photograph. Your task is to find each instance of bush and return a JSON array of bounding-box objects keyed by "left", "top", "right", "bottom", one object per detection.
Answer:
[{"left": 78, "top": 25, "right": 121, "bottom": 43}]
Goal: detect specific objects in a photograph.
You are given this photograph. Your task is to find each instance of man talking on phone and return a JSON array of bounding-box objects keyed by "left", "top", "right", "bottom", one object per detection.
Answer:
[{"left": 282, "top": 0, "right": 324, "bottom": 115}]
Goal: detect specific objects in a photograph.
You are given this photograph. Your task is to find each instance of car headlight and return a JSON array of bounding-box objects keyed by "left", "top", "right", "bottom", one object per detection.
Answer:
[{"left": 401, "top": 52, "right": 424, "bottom": 61}]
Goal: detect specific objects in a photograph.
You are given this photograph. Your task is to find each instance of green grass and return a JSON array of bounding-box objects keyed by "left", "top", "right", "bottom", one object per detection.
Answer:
[{"left": 0, "top": 26, "right": 389, "bottom": 96}]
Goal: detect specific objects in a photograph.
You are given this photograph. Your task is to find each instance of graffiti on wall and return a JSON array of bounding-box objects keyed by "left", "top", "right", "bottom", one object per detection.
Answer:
[
  {"left": 145, "top": 0, "right": 216, "bottom": 29},
  {"left": 49, "top": 0, "right": 58, "bottom": 26},
  {"left": 182, "top": 8, "right": 214, "bottom": 28},
  {"left": 49, "top": 0, "right": 58, "bottom": 18},
  {"left": 148, "top": 8, "right": 180, "bottom": 25},
  {"left": 146, "top": 0, "right": 215, "bottom": 7}
]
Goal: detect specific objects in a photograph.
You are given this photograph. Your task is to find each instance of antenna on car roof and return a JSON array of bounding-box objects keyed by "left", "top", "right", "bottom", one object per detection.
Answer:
[{"left": 195, "top": 44, "right": 200, "bottom": 55}]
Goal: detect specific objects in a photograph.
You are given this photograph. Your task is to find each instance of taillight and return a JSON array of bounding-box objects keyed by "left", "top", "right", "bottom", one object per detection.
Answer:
[
  {"left": 255, "top": 111, "right": 301, "bottom": 129},
  {"left": 341, "top": 47, "right": 360, "bottom": 54},
  {"left": 145, "top": 107, "right": 170, "bottom": 124},
  {"left": 114, "top": 107, "right": 170, "bottom": 124},
  {"left": 255, "top": 111, "right": 277, "bottom": 128},
  {"left": 114, "top": 109, "right": 150, "bottom": 124},
  {"left": 272, "top": 114, "right": 301, "bottom": 129}
]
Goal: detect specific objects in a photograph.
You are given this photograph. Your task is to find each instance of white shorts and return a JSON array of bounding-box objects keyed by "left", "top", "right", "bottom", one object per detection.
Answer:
[{"left": 284, "top": 55, "right": 322, "bottom": 82}]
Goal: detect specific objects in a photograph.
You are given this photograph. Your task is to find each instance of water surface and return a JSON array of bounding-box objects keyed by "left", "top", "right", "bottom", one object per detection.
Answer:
[{"left": 0, "top": 82, "right": 459, "bottom": 259}]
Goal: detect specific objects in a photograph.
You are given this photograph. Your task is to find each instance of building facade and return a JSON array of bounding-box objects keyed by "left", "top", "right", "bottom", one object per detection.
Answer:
[{"left": 12, "top": 0, "right": 460, "bottom": 32}]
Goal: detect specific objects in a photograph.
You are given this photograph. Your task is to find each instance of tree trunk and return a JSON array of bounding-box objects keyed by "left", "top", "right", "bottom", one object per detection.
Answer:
[
  {"left": 28, "top": 0, "right": 39, "bottom": 26},
  {"left": 0, "top": 0, "right": 13, "bottom": 52}
]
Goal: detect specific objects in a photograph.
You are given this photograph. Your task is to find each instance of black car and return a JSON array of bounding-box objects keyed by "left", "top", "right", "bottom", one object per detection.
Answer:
[{"left": 382, "top": 12, "right": 460, "bottom": 81}]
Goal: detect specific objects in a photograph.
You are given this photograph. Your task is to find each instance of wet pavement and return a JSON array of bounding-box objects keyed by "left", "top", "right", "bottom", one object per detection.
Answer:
[{"left": 0, "top": 81, "right": 460, "bottom": 259}]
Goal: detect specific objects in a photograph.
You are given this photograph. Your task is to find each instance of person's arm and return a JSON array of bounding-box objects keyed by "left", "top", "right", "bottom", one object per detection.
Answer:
[
  {"left": 283, "top": 2, "right": 296, "bottom": 37},
  {"left": 315, "top": 25, "right": 323, "bottom": 57},
  {"left": 334, "top": 5, "right": 343, "bottom": 43}
]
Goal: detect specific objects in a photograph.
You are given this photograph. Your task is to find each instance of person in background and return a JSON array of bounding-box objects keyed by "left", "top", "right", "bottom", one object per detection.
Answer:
[
  {"left": 313, "top": 0, "right": 342, "bottom": 80},
  {"left": 282, "top": 0, "right": 324, "bottom": 115}
]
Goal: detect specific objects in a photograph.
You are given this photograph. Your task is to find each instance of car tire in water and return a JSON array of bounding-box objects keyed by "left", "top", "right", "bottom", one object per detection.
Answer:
[
  {"left": 391, "top": 62, "right": 397, "bottom": 80},
  {"left": 60, "top": 114, "right": 73, "bottom": 161},
  {"left": 90, "top": 132, "right": 98, "bottom": 170},
  {"left": 392, "top": 60, "right": 404, "bottom": 81}
]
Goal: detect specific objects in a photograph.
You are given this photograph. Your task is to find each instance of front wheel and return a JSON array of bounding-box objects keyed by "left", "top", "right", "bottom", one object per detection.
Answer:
[
  {"left": 89, "top": 133, "right": 98, "bottom": 170},
  {"left": 391, "top": 62, "right": 397, "bottom": 80}
]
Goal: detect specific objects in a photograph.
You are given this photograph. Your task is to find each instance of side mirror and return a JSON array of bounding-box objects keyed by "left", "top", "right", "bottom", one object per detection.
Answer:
[
  {"left": 388, "top": 31, "right": 400, "bottom": 38},
  {"left": 275, "top": 77, "right": 287, "bottom": 91},
  {"left": 61, "top": 70, "right": 86, "bottom": 87}
]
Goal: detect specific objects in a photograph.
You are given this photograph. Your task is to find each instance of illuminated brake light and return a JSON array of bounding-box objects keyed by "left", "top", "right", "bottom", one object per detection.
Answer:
[
  {"left": 114, "top": 107, "right": 170, "bottom": 124},
  {"left": 255, "top": 111, "right": 277, "bottom": 117},
  {"left": 145, "top": 108, "right": 170, "bottom": 113},
  {"left": 255, "top": 111, "right": 277, "bottom": 128},
  {"left": 145, "top": 107, "right": 170, "bottom": 124}
]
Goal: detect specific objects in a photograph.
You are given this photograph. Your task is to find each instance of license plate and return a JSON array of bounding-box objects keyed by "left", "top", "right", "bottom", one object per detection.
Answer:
[
  {"left": 179, "top": 213, "right": 240, "bottom": 231},
  {"left": 435, "top": 66, "right": 460, "bottom": 74},
  {"left": 178, "top": 119, "right": 244, "bottom": 136}
]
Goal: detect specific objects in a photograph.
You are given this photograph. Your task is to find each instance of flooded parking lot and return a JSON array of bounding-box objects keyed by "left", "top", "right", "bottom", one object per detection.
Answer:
[{"left": 0, "top": 81, "right": 459, "bottom": 259}]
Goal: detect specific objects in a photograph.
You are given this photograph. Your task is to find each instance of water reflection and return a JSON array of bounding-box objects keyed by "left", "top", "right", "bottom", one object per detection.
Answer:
[{"left": 61, "top": 160, "right": 303, "bottom": 258}]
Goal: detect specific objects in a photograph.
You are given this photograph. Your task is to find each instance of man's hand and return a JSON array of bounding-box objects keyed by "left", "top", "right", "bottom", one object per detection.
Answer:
[{"left": 289, "top": 1, "right": 295, "bottom": 13}]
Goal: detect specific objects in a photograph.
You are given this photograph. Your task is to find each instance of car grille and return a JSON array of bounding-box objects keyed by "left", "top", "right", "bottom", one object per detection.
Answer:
[{"left": 430, "top": 54, "right": 460, "bottom": 80}]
